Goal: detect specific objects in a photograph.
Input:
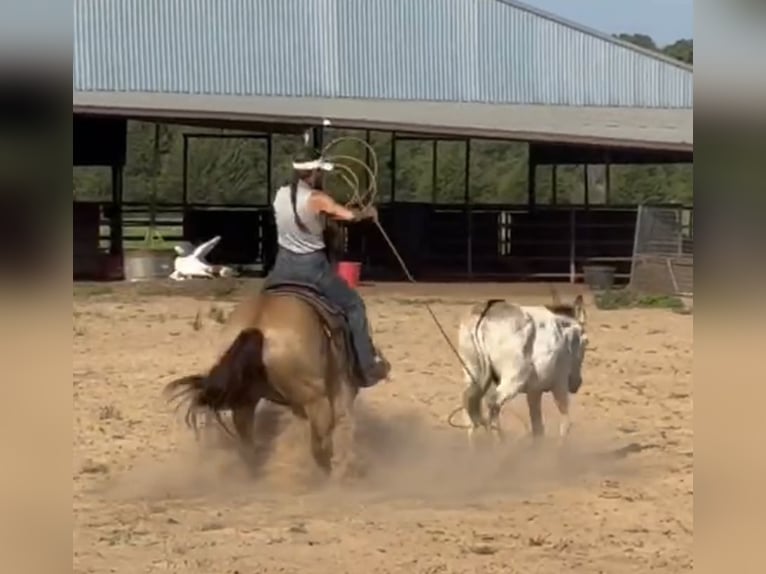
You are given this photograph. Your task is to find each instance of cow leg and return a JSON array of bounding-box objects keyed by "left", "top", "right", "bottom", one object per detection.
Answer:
[
  {"left": 484, "top": 384, "right": 505, "bottom": 443},
  {"left": 551, "top": 383, "right": 572, "bottom": 443},
  {"left": 493, "top": 366, "right": 531, "bottom": 436},
  {"left": 526, "top": 390, "right": 545, "bottom": 440},
  {"left": 460, "top": 354, "right": 492, "bottom": 448},
  {"left": 463, "top": 383, "right": 487, "bottom": 449}
]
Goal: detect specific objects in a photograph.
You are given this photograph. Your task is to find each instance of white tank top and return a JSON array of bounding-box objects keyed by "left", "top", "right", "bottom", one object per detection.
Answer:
[{"left": 272, "top": 181, "right": 326, "bottom": 254}]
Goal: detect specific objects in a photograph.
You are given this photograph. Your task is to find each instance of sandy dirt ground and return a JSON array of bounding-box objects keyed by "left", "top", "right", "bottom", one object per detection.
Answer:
[{"left": 73, "top": 281, "right": 693, "bottom": 573}]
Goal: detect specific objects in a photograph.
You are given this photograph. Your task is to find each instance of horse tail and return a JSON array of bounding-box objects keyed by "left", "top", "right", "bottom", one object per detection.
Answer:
[{"left": 164, "top": 328, "right": 265, "bottom": 433}]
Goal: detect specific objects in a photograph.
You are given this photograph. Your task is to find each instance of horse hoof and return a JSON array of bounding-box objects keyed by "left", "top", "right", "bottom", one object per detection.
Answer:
[{"left": 334, "top": 459, "right": 367, "bottom": 482}]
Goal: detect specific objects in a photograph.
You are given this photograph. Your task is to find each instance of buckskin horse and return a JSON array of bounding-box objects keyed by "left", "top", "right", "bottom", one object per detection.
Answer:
[{"left": 165, "top": 221, "right": 364, "bottom": 478}]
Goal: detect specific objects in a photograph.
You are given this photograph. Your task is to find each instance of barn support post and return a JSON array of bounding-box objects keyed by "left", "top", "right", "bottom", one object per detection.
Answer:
[
  {"left": 109, "top": 163, "right": 124, "bottom": 255},
  {"left": 583, "top": 163, "right": 590, "bottom": 207},
  {"left": 313, "top": 125, "right": 324, "bottom": 149},
  {"left": 569, "top": 207, "right": 577, "bottom": 284},
  {"left": 390, "top": 131, "right": 397, "bottom": 203},
  {"left": 266, "top": 132, "right": 273, "bottom": 203},
  {"left": 364, "top": 129, "right": 372, "bottom": 192},
  {"left": 628, "top": 205, "right": 644, "bottom": 289},
  {"left": 149, "top": 123, "right": 161, "bottom": 242},
  {"left": 605, "top": 155, "right": 612, "bottom": 204},
  {"left": 465, "top": 138, "right": 473, "bottom": 278},
  {"left": 431, "top": 139, "right": 438, "bottom": 203},
  {"left": 181, "top": 134, "right": 189, "bottom": 211},
  {"left": 361, "top": 129, "right": 372, "bottom": 266},
  {"left": 527, "top": 150, "right": 537, "bottom": 209}
]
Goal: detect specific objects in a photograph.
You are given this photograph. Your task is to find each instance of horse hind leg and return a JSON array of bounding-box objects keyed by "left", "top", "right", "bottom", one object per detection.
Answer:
[
  {"left": 232, "top": 398, "right": 267, "bottom": 470},
  {"left": 304, "top": 396, "right": 335, "bottom": 475},
  {"left": 232, "top": 400, "right": 259, "bottom": 445},
  {"left": 329, "top": 381, "right": 360, "bottom": 480}
]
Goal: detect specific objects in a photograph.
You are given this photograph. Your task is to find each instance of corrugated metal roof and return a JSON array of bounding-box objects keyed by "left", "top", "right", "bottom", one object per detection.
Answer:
[
  {"left": 73, "top": 91, "right": 694, "bottom": 150},
  {"left": 74, "top": 0, "right": 693, "bottom": 109},
  {"left": 496, "top": 0, "right": 693, "bottom": 72}
]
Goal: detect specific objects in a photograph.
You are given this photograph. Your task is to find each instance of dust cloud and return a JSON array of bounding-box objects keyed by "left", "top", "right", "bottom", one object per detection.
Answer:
[{"left": 102, "top": 398, "right": 639, "bottom": 509}]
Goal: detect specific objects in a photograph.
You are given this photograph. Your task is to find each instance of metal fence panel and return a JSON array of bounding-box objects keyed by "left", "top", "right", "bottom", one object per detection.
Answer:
[{"left": 630, "top": 205, "right": 693, "bottom": 295}]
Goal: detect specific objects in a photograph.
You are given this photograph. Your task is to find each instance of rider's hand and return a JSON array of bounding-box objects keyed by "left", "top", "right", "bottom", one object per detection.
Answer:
[{"left": 362, "top": 205, "right": 379, "bottom": 222}]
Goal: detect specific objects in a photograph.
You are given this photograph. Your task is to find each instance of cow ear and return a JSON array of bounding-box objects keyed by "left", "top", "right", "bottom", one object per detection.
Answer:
[{"left": 573, "top": 294, "right": 587, "bottom": 326}]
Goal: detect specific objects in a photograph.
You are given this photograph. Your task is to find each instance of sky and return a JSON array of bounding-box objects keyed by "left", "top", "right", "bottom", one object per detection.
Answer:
[{"left": 519, "top": 0, "right": 693, "bottom": 46}]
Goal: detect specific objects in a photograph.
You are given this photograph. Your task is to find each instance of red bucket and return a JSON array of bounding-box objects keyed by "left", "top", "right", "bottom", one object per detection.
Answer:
[{"left": 336, "top": 260, "right": 361, "bottom": 289}]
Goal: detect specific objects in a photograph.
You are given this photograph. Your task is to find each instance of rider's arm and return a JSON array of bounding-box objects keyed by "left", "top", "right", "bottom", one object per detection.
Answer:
[{"left": 307, "top": 190, "right": 370, "bottom": 222}]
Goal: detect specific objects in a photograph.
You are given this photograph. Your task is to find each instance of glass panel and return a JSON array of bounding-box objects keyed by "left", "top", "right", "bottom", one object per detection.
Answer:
[
  {"left": 393, "top": 138, "right": 433, "bottom": 202},
  {"left": 434, "top": 140, "right": 467, "bottom": 204},
  {"left": 73, "top": 166, "right": 111, "bottom": 201},
  {"left": 468, "top": 139, "right": 528, "bottom": 204}
]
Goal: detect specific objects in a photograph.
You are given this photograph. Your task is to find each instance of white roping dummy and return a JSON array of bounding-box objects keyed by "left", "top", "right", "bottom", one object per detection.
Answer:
[{"left": 169, "top": 235, "right": 236, "bottom": 280}]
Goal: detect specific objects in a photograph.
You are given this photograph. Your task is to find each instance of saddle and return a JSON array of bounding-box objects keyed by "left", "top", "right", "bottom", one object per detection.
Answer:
[
  {"left": 262, "top": 281, "right": 362, "bottom": 380},
  {"left": 263, "top": 280, "right": 345, "bottom": 326}
]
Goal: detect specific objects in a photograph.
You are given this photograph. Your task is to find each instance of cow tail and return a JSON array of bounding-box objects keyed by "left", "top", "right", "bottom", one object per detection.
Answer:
[{"left": 470, "top": 299, "right": 503, "bottom": 386}]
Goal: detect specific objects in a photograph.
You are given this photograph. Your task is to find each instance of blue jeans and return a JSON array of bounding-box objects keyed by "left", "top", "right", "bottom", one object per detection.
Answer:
[{"left": 264, "top": 248, "right": 377, "bottom": 373}]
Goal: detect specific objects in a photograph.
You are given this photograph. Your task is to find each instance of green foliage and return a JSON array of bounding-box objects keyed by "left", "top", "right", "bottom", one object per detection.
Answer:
[
  {"left": 73, "top": 35, "right": 693, "bottom": 207},
  {"left": 594, "top": 289, "right": 686, "bottom": 311},
  {"left": 614, "top": 33, "right": 659, "bottom": 51},
  {"left": 663, "top": 39, "right": 693, "bottom": 64},
  {"left": 614, "top": 34, "right": 693, "bottom": 65}
]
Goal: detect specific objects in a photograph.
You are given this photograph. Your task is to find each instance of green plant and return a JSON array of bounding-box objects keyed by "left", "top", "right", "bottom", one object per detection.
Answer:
[
  {"left": 208, "top": 305, "right": 228, "bottom": 324},
  {"left": 191, "top": 310, "right": 203, "bottom": 331},
  {"left": 636, "top": 293, "right": 686, "bottom": 310},
  {"left": 594, "top": 288, "right": 686, "bottom": 311}
]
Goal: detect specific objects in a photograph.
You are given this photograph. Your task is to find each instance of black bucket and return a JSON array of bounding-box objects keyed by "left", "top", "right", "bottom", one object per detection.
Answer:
[{"left": 583, "top": 265, "right": 616, "bottom": 291}]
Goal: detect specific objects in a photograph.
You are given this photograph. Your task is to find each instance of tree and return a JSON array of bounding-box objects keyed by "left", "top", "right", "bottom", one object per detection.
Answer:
[
  {"left": 615, "top": 33, "right": 658, "bottom": 51},
  {"left": 663, "top": 39, "right": 693, "bottom": 64}
]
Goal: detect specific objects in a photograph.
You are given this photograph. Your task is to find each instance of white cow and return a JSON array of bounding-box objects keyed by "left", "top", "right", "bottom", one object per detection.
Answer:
[
  {"left": 457, "top": 295, "right": 588, "bottom": 446},
  {"left": 170, "top": 235, "right": 236, "bottom": 280}
]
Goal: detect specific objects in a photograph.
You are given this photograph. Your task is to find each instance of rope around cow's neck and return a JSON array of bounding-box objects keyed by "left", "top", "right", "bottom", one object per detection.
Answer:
[{"left": 321, "top": 136, "right": 530, "bottom": 433}]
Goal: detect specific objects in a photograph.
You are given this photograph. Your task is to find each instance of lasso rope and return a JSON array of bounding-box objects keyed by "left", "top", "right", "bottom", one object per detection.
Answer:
[
  {"left": 321, "top": 136, "right": 379, "bottom": 208},
  {"left": 320, "top": 136, "right": 529, "bottom": 435}
]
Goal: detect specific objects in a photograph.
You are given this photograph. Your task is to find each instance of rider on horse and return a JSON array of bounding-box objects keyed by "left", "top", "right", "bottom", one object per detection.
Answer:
[{"left": 265, "top": 147, "right": 391, "bottom": 388}]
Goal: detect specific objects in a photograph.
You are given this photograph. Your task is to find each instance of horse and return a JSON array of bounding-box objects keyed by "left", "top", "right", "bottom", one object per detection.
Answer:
[{"left": 164, "top": 220, "right": 364, "bottom": 478}]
